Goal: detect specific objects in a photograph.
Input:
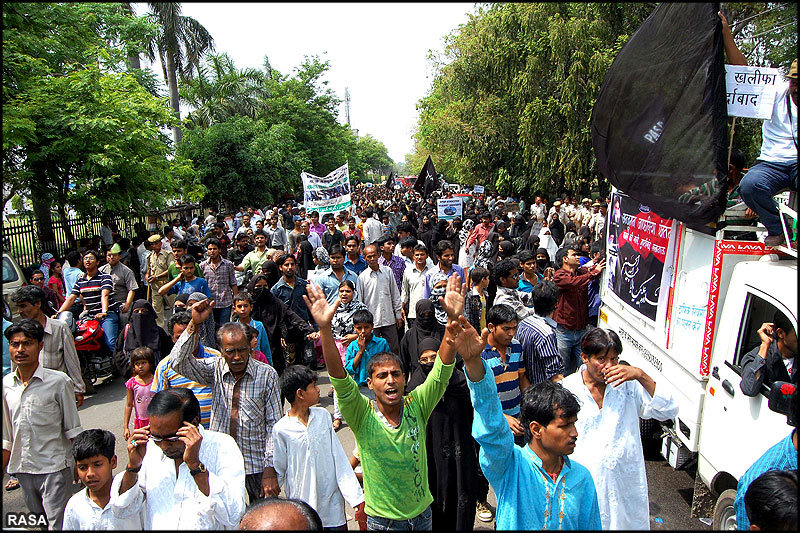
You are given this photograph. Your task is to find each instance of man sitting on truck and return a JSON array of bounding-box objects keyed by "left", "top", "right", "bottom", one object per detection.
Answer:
[
  {"left": 720, "top": 12, "right": 797, "bottom": 248},
  {"left": 739, "top": 311, "right": 797, "bottom": 397}
]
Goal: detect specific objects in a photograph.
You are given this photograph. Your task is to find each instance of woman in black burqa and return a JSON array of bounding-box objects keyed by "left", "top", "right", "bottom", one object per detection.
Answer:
[
  {"left": 246, "top": 272, "right": 313, "bottom": 375},
  {"left": 406, "top": 335, "right": 479, "bottom": 530},
  {"left": 115, "top": 299, "right": 173, "bottom": 376}
]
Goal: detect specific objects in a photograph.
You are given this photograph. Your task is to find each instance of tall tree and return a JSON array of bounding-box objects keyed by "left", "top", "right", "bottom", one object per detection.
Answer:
[
  {"left": 180, "top": 52, "right": 268, "bottom": 129},
  {"left": 144, "top": 2, "right": 215, "bottom": 145},
  {"left": 3, "top": 3, "right": 198, "bottom": 248}
]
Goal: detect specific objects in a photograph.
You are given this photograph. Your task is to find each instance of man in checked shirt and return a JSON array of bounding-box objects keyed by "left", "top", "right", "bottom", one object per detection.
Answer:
[{"left": 168, "top": 298, "right": 283, "bottom": 503}]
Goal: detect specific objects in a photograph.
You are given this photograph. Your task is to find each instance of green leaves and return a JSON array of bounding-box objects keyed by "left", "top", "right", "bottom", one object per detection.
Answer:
[{"left": 413, "top": 2, "right": 656, "bottom": 196}]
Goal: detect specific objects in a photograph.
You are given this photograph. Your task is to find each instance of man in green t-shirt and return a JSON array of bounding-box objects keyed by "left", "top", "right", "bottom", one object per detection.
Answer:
[{"left": 305, "top": 274, "right": 483, "bottom": 529}]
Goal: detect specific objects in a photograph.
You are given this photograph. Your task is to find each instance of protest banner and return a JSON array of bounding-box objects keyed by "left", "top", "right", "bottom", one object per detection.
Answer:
[
  {"left": 725, "top": 65, "right": 783, "bottom": 119},
  {"left": 437, "top": 197, "right": 462, "bottom": 221},
  {"left": 473, "top": 185, "right": 485, "bottom": 194},
  {"left": 606, "top": 191, "right": 677, "bottom": 323},
  {"left": 301, "top": 163, "right": 352, "bottom": 215}
]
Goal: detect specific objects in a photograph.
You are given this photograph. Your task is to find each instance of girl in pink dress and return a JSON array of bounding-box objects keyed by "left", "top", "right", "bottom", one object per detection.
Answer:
[{"left": 123, "top": 347, "right": 156, "bottom": 441}]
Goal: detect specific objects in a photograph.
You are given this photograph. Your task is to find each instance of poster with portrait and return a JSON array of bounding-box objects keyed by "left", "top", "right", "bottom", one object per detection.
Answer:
[
  {"left": 301, "top": 163, "right": 352, "bottom": 215},
  {"left": 606, "top": 191, "right": 677, "bottom": 323}
]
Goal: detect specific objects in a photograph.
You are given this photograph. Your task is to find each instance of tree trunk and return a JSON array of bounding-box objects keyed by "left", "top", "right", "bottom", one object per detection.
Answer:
[
  {"left": 31, "top": 188, "right": 57, "bottom": 259},
  {"left": 165, "top": 51, "right": 182, "bottom": 145}
]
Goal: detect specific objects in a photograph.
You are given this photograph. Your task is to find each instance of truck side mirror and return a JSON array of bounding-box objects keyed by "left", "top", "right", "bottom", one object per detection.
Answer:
[{"left": 767, "top": 381, "right": 796, "bottom": 427}]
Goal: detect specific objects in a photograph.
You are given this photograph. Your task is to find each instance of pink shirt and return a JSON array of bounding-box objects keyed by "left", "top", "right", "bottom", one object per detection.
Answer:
[{"left": 126, "top": 376, "right": 155, "bottom": 421}]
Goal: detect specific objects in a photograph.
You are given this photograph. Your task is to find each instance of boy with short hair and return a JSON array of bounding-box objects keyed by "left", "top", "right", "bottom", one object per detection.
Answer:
[
  {"left": 345, "top": 309, "right": 390, "bottom": 395},
  {"left": 232, "top": 291, "right": 272, "bottom": 365},
  {"left": 63, "top": 429, "right": 143, "bottom": 529},
  {"left": 273, "top": 366, "right": 365, "bottom": 529},
  {"left": 158, "top": 254, "right": 211, "bottom": 298}
]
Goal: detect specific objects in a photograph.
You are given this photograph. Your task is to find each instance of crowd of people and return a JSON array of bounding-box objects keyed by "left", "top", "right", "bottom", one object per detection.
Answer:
[{"left": 4, "top": 180, "right": 796, "bottom": 531}]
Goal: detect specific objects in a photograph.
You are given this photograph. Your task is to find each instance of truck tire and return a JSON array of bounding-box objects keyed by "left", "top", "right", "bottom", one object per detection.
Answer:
[{"left": 712, "top": 489, "right": 737, "bottom": 530}]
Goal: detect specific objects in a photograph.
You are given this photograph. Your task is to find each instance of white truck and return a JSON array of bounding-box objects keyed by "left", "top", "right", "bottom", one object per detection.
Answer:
[{"left": 599, "top": 188, "right": 797, "bottom": 529}]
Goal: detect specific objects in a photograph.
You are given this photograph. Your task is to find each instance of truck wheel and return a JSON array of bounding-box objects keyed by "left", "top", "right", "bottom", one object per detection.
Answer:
[{"left": 712, "top": 489, "right": 737, "bottom": 530}]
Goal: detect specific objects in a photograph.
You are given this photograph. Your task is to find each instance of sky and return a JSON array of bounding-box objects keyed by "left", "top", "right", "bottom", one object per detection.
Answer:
[{"left": 133, "top": 2, "right": 477, "bottom": 165}]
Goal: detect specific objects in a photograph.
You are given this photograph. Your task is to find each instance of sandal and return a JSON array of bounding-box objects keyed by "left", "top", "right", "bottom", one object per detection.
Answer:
[
  {"left": 332, "top": 418, "right": 342, "bottom": 431},
  {"left": 5, "top": 478, "right": 20, "bottom": 491}
]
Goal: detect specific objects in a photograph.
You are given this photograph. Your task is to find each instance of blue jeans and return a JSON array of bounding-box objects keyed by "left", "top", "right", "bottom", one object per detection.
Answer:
[
  {"left": 101, "top": 311, "right": 120, "bottom": 354},
  {"left": 738, "top": 160, "right": 797, "bottom": 236},
  {"left": 556, "top": 325, "right": 589, "bottom": 376},
  {"left": 367, "top": 505, "right": 432, "bottom": 530}
]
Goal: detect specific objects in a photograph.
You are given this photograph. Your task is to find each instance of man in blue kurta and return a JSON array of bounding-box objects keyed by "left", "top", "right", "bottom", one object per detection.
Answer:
[{"left": 451, "top": 312, "right": 602, "bottom": 530}]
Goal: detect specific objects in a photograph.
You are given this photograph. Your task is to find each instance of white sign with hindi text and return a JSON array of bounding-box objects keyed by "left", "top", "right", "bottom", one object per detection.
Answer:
[{"left": 725, "top": 65, "right": 783, "bottom": 119}]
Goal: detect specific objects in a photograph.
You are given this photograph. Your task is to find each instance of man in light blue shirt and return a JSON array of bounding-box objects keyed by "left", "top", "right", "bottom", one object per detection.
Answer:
[
  {"left": 315, "top": 245, "right": 359, "bottom": 303},
  {"left": 451, "top": 308, "right": 601, "bottom": 530}
]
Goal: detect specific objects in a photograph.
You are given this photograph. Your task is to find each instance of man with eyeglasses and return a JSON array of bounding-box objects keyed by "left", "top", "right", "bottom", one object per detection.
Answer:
[
  {"left": 115, "top": 387, "right": 246, "bottom": 529},
  {"left": 167, "top": 299, "right": 282, "bottom": 504}
]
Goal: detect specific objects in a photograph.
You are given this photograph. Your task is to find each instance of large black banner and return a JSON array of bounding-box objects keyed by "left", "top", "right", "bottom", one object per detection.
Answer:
[{"left": 591, "top": 3, "right": 729, "bottom": 225}]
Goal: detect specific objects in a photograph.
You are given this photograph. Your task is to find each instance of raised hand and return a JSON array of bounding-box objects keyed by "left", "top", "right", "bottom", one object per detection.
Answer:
[
  {"left": 126, "top": 425, "right": 150, "bottom": 469},
  {"left": 191, "top": 298, "right": 215, "bottom": 326},
  {"left": 439, "top": 272, "right": 467, "bottom": 320},
  {"left": 303, "top": 283, "right": 340, "bottom": 330},
  {"left": 445, "top": 315, "right": 488, "bottom": 361}
]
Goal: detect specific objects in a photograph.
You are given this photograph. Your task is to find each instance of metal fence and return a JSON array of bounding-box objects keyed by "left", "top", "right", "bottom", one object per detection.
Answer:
[{"left": 2, "top": 205, "right": 203, "bottom": 270}]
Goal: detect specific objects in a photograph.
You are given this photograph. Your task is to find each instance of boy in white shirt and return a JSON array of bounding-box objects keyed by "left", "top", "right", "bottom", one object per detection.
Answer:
[
  {"left": 273, "top": 365, "right": 365, "bottom": 529},
  {"left": 63, "top": 429, "right": 143, "bottom": 530}
]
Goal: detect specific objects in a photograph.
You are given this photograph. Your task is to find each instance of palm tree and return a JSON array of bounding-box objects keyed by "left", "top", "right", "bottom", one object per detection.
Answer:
[
  {"left": 143, "top": 2, "right": 215, "bottom": 145},
  {"left": 180, "top": 53, "right": 269, "bottom": 129}
]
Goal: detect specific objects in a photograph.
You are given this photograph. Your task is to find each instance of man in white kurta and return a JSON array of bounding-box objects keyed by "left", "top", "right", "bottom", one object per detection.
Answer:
[
  {"left": 562, "top": 329, "right": 678, "bottom": 530},
  {"left": 273, "top": 406, "right": 364, "bottom": 528}
]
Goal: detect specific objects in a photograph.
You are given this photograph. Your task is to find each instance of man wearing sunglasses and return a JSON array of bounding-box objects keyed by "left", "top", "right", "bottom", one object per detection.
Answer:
[{"left": 115, "top": 388, "right": 246, "bottom": 529}]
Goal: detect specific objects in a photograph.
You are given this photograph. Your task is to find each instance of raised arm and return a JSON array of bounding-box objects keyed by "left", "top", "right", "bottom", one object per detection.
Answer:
[
  {"left": 719, "top": 11, "right": 747, "bottom": 66},
  {"left": 168, "top": 299, "right": 216, "bottom": 385}
]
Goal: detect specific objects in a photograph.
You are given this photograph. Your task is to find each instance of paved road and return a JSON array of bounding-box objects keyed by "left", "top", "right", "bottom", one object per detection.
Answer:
[{"left": 3, "top": 370, "right": 711, "bottom": 530}]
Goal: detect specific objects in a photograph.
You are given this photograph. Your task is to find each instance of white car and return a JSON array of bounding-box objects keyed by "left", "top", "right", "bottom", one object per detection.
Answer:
[{"left": 3, "top": 252, "right": 26, "bottom": 320}]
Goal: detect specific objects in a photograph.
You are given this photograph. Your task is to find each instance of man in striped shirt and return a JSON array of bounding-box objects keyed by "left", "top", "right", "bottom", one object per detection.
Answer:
[
  {"left": 150, "top": 311, "right": 218, "bottom": 429},
  {"left": 169, "top": 300, "right": 283, "bottom": 504},
  {"left": 480, "top": 304, "right": 531, "bottom": 445},
  {"left": 515, "top": 280, "right": 565, "bottom": 385}
]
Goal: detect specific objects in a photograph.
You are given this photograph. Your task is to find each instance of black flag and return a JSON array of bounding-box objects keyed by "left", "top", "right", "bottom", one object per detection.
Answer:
[
  {"left": 414, "top": 156, "right": 437, "bottom": 196},
  {"left": 385, "top": 171, "right": 395, "bottom": 190},
  {"left": 591, "top": 2, "right": 728, "bottom": 225}
]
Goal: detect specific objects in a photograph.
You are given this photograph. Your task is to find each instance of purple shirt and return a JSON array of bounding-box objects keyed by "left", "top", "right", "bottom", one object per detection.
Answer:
[
  {"left": 378, "top": 254, "right": 406, "bottom": 290},
  {"left": 309, "top": 221, "right": 326, "bottom": 235}
]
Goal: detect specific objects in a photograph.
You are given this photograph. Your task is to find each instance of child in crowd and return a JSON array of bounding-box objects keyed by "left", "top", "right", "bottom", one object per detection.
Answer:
[
  {"left": 123, "top": 347, "right": 155, "bottom": 441},
  {"left": 158, "top": 254, "right": 211, "bottom": 298},
  {"left": 273, "top": 365, "right": 365, "bottom": 529},
  {"left": 232, "top": 291, "right": 272, "bottom": 365},
  {"left": 62, "top": 429, "right": 143, "bottom": 529},
  {"left": 345, "top": 309, "right": 390, "bottom": 398},
  {"left": 245, "top": 323, "right": 269, "bottom": 365},
  {"left": 465, "top": 266, "right": 490, "bottom": 334}
]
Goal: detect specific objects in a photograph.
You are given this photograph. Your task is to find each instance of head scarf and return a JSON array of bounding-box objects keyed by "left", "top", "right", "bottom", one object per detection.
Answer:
[
  {"left": 173, "top": 293, "right": 190, "bottom": 311},
  {"left": 458, "top": 218, "right": 475, "bottom": 247},
  {"left": 399, "top": 300, "right": 442, "bottom": 378},
  {"left": 312, "top": 246, "right": 330, "bottom": 270},
  {"left": 40, "top": 253, "right": 55, "bottom": 279},
  {"left": 428, "top": 270, "right": 449, "bottom": 326},
  {"left": 474, "top": 239, "right": 495, "bottom": 269},
  {"left": 297, "top": 240, "right": 315, "bottom": 279},
  {"left": 124, "top": 300, "right": 163, "bottom": 356},
  {"left": 187, "top": 292, "right": 217, "bottom": 350},
  {"left": 331, "top": 298, "right": 368, "bottom": 340},
  {"left": 416, "top": 337, "right": 442, "bottom": 375}
]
